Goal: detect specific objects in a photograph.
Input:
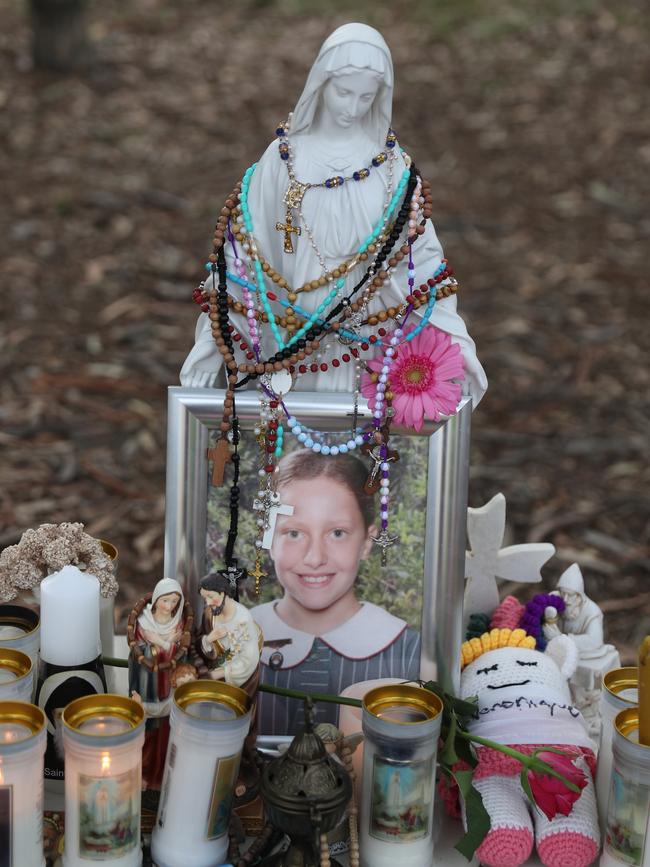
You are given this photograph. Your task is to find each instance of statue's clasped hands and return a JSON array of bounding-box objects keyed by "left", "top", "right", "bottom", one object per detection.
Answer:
[{"left": 207, "top": 625, "right": 228, "bottom": 643}]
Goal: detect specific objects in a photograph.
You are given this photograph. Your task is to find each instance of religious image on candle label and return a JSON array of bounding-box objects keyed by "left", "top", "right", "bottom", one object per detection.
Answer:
[
  {"left": 0, "top": 785, "right": 12, "bottom": 867},
  {"left": 605, "top": 767, "right": 650, "bottom": 866},
  {"left": 78, "top": 768, "right": 140, "bottom": 859},
  {"left": 369, "top": 755, "right": 433, "bottom": 843},
  {"left": 43, "top": 811, "right": 65, "bottom": 867},
  {"left": 207, "top": 436, "right": 428, "bottom": 735},
  {"left": 205, "top": 752, "right": 241, "bottom": 840}
]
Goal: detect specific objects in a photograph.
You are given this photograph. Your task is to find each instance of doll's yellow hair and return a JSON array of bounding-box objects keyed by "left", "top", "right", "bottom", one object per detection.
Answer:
[{"left": 460, "top": 628, "right": 536, "bottom": 670}]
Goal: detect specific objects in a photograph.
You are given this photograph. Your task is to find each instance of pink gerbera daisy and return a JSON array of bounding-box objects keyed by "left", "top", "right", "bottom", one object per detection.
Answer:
[{"left": 361, "top": 324, "right": 465, "bottom": 432}]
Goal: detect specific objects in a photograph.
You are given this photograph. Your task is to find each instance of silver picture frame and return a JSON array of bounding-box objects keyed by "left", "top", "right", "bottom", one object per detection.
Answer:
[{"left": 163, "top": 387, "right": 471, "bottom": 692}]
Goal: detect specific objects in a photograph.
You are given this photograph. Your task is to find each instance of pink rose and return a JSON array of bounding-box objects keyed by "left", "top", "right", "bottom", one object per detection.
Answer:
[{"left": 526, "top": 751, "right": 587, "bottom": 820}]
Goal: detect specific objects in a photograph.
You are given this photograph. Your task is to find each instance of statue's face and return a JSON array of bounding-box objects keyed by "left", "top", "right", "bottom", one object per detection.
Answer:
[
  {"left": 201, "top": 588, "right": 226, "bottom": 610},
  {"left": 154, "top": 592, "right": 181, "bottom": 617},
  {"left": 320, "top": 70, "right": 380, "bottom": 130},
  {"left": 561, "top": 590, "right": 583, "bottom": 618}
]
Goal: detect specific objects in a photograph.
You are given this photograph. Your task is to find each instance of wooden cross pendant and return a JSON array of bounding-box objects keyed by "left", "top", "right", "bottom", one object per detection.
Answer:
[
  {"left": 207, "top": 436, "right": 231, "bottom": 487},
  {"left": 275, "top": 210, "right": 302, "bottom": 254}
]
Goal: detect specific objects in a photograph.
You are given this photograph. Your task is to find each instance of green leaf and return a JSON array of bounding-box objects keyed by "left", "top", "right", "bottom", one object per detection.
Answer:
[
  {"left": 422, "top": 679, "right": 445, "bottom": 699},
  {"left": 455, "top": 733, "right": 478, "bottom": 768},
  {"left": 448, "top": 694, "right": 479, "bottom": 720},
  {"left": 451, "top": 769, "right": 491, "bottom": 860},
  {"left": 440, "top": 713, "right": 459, "bottom": 766},
  {"left": 421, "top": 681, "right": 478, "bottom": 719}
]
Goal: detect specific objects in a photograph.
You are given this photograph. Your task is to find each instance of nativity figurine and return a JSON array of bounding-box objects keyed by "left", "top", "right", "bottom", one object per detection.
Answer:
[
  {"left": 127, "top": 577, "right": 194, "bottom": 790},
  {"left": 194, "top": 572, "right": 261, "bottom": 687}
]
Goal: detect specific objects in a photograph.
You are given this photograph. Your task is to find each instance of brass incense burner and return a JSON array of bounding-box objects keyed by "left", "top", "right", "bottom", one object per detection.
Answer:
[{"left": 261, "top": 703, "right": 352, "bottom": 866}]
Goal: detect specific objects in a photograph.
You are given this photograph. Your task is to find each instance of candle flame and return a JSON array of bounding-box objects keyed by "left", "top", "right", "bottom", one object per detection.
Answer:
[{"left": 101, "top": 753, "right": 111, "bottom": 774}]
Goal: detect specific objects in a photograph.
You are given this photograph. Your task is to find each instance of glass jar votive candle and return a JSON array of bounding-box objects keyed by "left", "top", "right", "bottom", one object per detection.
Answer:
[
  {"left": 597, "top": 667, "right": 638, "bottom": 831},
  {"left": 62, "top": 694, "right": 145, "bottom": 867},
  {"left": 0, "top": 700, "right": 47, "bottom": 867},
  {"left": 602, "top": 707, "right": 650, "bottom": 867},
  {"left": 0, "top": 604, "right": 40, "bottom": 671},
  {"left": 360, "top": 684, "right": 443, "bottom": 867},
  {"left": 151, "top": 680, "right": 252, "bottom": 867},
  {"left": 0, "top": 648, "right": 34, "bottom": 702}
]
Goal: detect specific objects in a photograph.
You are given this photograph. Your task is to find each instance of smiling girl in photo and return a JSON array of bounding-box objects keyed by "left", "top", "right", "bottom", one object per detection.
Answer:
[{"left": 251, "top": 449, "right": 421, "bottom": 735}]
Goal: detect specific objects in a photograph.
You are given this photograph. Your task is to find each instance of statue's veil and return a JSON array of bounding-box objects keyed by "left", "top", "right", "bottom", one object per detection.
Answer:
[{"left": 290, "top": 23, "right": 394, "bottom": 146}]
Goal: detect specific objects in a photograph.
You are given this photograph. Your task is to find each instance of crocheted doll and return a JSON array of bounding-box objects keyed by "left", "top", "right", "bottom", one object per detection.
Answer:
[{"left": 459, "top": 598, "right": 600, "bottom": 867}]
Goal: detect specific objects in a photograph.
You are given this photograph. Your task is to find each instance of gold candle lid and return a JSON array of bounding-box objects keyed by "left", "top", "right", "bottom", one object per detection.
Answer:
[
  {"left": 604, "top": 667, "right": 638, "bottom": 701},
  {"left": 615, "top": 707, "right": 650, "bottom": 750},
  {"left": 100, "top": 540, "right": 118, "bottom": 561},
  {"left": 0, "top": 701, "right": 45, "bottom": 737},
  {"left": 363, "top": 683, "right": 443, "bottom": 723},
  {"left": 0, "top": 648, "right": 33, "bottom": 682},
  {"left": 174, "top": 680, "right": 251, "bottom": 718},
  {"left": 63, "top": 693, "right": 144, "bottom": 734}
]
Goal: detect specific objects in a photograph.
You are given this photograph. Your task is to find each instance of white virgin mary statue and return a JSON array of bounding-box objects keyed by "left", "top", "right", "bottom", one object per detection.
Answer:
[{"left": 180, "top": 23, "right": 487, "bottom": 405}]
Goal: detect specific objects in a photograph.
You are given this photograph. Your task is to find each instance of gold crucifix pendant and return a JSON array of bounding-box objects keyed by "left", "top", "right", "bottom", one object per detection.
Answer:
[{"left": 275, "top": 209, "right": 302, "bottom": 254}]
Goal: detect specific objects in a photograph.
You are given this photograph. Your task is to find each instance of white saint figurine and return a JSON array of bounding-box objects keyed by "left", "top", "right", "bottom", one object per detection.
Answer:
[
  {"left": 180, "top": 22, "right": 487, "bottom": 407},
  {"left": 195, "top": 573, "right": 260, "bottom": 688},
  {"left": 543, "top": 562, "right": 620, "bottom": 736}
]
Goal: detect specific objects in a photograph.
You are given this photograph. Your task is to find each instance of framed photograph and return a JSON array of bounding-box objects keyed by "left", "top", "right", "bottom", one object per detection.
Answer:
[{"left": 164, "top": 387, "right": 471, "bottom": 736}]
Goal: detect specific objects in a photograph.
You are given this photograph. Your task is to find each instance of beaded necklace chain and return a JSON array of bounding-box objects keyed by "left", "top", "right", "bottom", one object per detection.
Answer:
[
  {"left": 238, "top": 158, "right": 412, "bottom": 351},
  {"left": 226, "top": 166, "right": 419, "bottom": 391},
  {"left": 202, "top": 164, "right": 439, "bottom": 583},
  {"left": 208, "top": 248, "right": 248, "bottom": 597},
  {"left": 276, "top": 120, "right": 398, "bottom": 255},
  {"left": 205, "top": 165, "right": 419, "bottom": 388},
  {"left": 277, "top": 120, "right": 397, "bottom": 186},
  {"left": 286, "top": 147, "right": 397, "bottom": 275}
]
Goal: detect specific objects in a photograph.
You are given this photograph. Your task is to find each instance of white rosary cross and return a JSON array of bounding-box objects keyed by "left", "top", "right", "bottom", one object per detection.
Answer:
[{"left": 253, "top": 491, "right": 294, "bottom": 549}]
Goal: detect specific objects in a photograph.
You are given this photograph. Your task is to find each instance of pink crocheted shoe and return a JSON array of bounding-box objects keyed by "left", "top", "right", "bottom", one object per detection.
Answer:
[
  {"left": 476, "top": 826, "right": 534, "bottom": 867},
  {"left": 537, "top": 831, "right": 599, "bottom": 867}
]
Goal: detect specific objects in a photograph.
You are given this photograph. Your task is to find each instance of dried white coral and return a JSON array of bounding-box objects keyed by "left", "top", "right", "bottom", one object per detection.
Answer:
[{"left": 0, "top": 523, "right": 118, "bottom": 601}]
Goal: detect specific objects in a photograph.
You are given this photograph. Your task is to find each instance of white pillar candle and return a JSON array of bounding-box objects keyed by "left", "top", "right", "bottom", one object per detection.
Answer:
[
  {"left": 0, "top": 605, "right": 40, "bottom": 673},
  {"left": 40, "top": 565, "right": 101, "bottom": 667},
  {"left": 360, "top": 684, "right": 443, "bottom": 867},
  {"left": 99, "top": 541, "right": 118, "bottom": 661},
  {"left": 0, "top": 649, "right": 34, "bottom": 703},
  {"left": 597, "top": 667, "right": 638, "bottom": 832},
  {"left": 602, "top": 708, "right": 650, "bottom": 867},
  {"left": 0, "top": 700, "right": 47, "bottom": 867},
  {"left": 62, "top": 694, "right": 145, "bottom": 867},
  {"left": 37, "top": 566, "right": 106, "bottom": 790},
  {"left": 151, "top": 681, "right": 252, "bottom": 867}
]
